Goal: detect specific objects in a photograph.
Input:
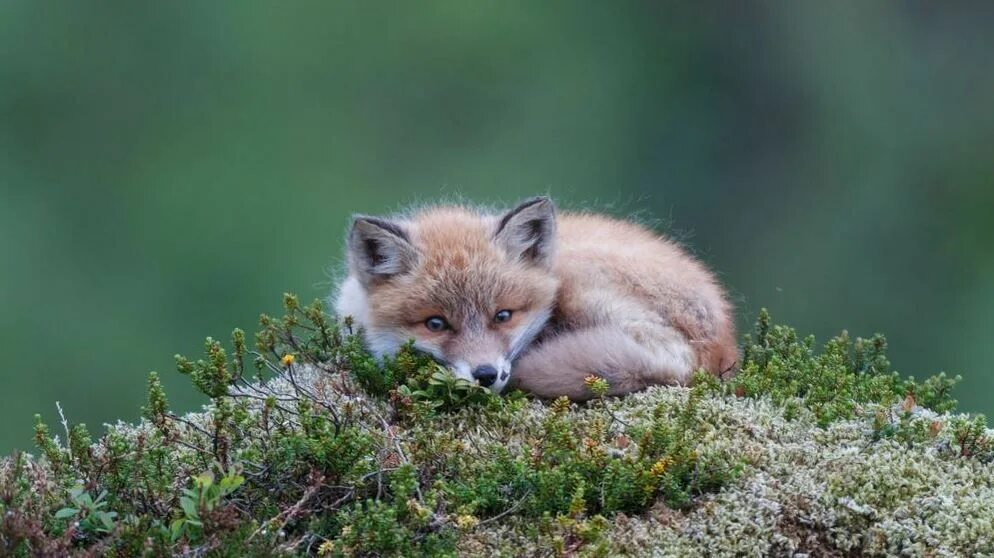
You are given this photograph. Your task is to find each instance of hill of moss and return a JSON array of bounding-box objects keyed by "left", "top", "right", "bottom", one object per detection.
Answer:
[{"left": 1, "top": 295, "right": 990, "bottom": 557}]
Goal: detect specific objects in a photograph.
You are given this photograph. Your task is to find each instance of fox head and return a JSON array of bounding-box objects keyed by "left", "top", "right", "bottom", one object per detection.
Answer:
[{"left": 335, "top": 197, "right": 560, "bottom": 393}]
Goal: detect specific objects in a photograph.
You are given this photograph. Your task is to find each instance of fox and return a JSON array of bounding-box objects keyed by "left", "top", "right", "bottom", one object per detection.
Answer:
[{"left": 334, "top": 197, "right": 737, "bottom": 400}]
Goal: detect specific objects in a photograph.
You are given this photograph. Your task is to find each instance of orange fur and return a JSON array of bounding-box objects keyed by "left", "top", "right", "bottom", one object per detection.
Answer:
[{"left": 335, "top": 198, "right": 736, "bottom": 399}]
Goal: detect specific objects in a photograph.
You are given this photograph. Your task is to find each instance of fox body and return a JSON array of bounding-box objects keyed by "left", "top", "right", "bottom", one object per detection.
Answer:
[{"left": 335, "top": 197, "right": 737, "bottom": 399}]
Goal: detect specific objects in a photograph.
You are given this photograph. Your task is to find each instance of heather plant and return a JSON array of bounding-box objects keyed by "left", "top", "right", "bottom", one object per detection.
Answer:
[{"left": 0, "top": 296, "right": 990, "bottom": 557}]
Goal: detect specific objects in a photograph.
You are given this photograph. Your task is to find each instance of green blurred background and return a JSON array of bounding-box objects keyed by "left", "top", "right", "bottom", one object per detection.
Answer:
[{"left": 1, "top": 2, "right": 992, "bottom": 453}]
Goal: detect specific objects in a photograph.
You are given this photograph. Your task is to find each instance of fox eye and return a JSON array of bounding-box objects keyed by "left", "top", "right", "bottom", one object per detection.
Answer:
[
  {"left": 494, "top": 309, "right": 513, "bottom": 323},
  {"left": 424, "top": 316, "right": 449, "bottom": 332}
]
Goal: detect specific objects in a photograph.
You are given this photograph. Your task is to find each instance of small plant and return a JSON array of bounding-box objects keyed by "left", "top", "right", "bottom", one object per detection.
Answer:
[
  {"left": 55, "top": 484, "right": 118, "bottom": 536},
  {"left": 950, "top": 414, "right": 993, "bottom": 460},
  {"left": 394, "top": 365, "right": 496, "bottom": 413},
  {"left": 170, "top": 468, "right": 246, "bottom": 543}
]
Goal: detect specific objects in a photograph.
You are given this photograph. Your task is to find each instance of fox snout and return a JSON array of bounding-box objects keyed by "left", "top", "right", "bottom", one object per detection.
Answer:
[
  {"left": 451, "top": 357, "right": 512, "bottom": 393},
  {"left": 471, "top": 365, "right": 498, "bottom": 387}
]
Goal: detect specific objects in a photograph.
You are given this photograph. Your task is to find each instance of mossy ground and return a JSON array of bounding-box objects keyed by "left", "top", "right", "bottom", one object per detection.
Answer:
[{"left": 1, "top": 295, "right": 989, "bottom": 557}]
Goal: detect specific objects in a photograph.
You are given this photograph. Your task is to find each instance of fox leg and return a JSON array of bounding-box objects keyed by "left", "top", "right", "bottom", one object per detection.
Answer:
[{"left": 508, "top": 324, "right": 696, "bottom": 400}]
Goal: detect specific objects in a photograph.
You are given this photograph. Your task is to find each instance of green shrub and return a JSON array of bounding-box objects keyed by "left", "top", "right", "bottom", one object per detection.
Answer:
[{"left": 715, "top": 309, "right": 961, "bottom": 426}]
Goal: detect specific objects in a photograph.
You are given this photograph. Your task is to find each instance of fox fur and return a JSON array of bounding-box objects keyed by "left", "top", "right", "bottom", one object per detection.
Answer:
[{"left": 334, "top": 197, "right": 737, "bottom": 400}]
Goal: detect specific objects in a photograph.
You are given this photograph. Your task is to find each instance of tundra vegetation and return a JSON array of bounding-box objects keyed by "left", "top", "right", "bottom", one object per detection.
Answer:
[{"left": 1, "top": 294, "right": 990, "bottom": 557}]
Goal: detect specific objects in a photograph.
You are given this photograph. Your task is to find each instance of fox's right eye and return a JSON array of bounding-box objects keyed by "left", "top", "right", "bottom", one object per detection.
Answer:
[{"left": 424, "top": 316, "right": 449, "bottom": 332}]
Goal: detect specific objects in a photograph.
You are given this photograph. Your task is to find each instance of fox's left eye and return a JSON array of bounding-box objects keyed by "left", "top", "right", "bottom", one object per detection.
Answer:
[
  {"left": 494, "top": 309, "right": 513, "bottom": 323},
  {"left": 424, "top": 316, "right": 449, "bottom": 332}
]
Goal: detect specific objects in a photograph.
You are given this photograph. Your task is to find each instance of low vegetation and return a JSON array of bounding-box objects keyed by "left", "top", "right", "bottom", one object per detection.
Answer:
[{"left": 0, "top": 295, "right": 990, "bottom": 556}]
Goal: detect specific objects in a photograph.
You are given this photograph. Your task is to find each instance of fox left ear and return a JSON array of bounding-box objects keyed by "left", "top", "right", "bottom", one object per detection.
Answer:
[{"left": 495, "top": 197, "right": 557, "bottom": 267}]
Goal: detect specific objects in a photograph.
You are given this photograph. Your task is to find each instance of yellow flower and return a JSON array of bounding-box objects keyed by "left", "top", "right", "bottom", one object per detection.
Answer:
[
  {"left": 650, "top": 457, "right": 672, "bottom": 477},
  {"left": 317, "top": 540, "right": 335, "bottom": 555},
  {"left": 281, "top": 354, "right": 296, "bottom": 367}
]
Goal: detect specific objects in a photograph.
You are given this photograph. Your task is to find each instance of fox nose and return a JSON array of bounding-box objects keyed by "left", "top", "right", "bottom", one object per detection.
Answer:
[{"left": 472, "top": 365, "right": 498, "bottom": 387}]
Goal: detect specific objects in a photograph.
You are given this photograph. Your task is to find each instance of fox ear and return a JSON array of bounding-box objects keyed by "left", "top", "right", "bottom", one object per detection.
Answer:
[
  {"left": 347, "top": 216, "right": 417, "bottom": 284},
  {"left": 495, "top": 197, "right": 557, "bottom": 267}
]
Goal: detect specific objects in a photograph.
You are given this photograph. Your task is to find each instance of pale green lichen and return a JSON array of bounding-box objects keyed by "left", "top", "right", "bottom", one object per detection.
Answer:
[{"left": 459, "top": 389, "right": 994, "bottom": 557}]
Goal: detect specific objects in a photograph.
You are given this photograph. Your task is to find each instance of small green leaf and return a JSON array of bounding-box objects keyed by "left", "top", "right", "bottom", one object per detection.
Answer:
[
  {"left": 54, "top": 507, "right": 78, "bottom": 519},
  {"left": 179, "top": 496, "right": 199, "bottom": 519},
  {"left": 98, "top": 511, "right": 117, "bottom": 529},
  {"left": 219, "top": 474, "right": 244, "bottom": 494},
  {"left": 195, "top": 471, "right": 214, "bottom": 488},
  {"left": 169, "top": 519, "right": 186, "bottom": 542}
]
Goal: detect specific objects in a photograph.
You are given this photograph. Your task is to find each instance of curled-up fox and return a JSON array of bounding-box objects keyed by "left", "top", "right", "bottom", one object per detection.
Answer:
[{"left": 334, "top": 197, "right": 737, "bottom": 400}]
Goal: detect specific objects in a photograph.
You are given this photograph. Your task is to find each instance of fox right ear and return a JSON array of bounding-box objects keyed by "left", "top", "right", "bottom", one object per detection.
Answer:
[
  {"left": 495, "top": 196, "right": 557, "bottom": 267},
  {"left": 347, "top": 216, "right": 417, "bottom": 285}
]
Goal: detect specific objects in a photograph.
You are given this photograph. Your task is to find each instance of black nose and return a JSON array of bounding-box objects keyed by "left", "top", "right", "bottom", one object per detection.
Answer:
[{"left": 472, "top": 365, "right": 498, "bottom": 387}]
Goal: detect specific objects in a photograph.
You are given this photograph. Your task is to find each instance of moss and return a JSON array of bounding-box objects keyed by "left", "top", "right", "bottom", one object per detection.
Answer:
[{"left": 0, "top": 298, "right": 989, "bottom": 557}]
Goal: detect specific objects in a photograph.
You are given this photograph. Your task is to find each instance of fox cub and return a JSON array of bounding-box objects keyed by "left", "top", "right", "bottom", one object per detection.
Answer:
[{"left": 335, "top": 197, "right": 737, "bottom": 400}]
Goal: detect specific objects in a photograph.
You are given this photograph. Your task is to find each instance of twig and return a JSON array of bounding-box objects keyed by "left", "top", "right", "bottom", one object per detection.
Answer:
[
  {"left": 247, "top": 475, "right": 323, "bottom": 543},
  {"left": 55, "top": 401, "right": 71, "bottom": 444},
  {"left": 475, "top": 488, "right": 534, "bottom": 529},
  {"left": 167, "top": 413, "right": 213, "bottom": 437}
]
